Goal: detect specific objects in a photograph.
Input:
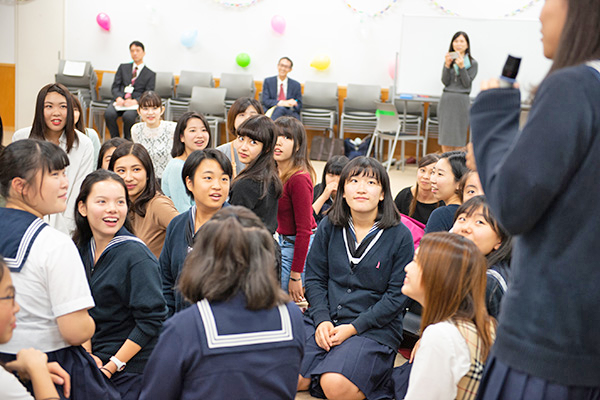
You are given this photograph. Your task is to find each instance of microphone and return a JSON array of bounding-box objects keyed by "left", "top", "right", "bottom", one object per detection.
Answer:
[{"left": 499, "top": 55, "right": 521, "bottom": 88}]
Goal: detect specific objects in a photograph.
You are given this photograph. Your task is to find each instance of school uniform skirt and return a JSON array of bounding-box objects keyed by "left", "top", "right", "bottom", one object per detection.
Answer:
[
  {"left": 1, "top": 346, "right": 120, "bottom": 400},
  {"left": 476, "top": 354, "right": 600, "bottom": 400},
  {"left": 438, "top": 91, "right": 470, "bottom": 147},
  {"left": 300, "top": 318, "right": 396, "bottom": 400}
]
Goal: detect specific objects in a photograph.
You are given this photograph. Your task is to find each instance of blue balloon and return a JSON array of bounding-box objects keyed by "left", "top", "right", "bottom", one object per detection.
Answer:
[{"left": 180, "top": 30, "right": 198, "bottom": 48}]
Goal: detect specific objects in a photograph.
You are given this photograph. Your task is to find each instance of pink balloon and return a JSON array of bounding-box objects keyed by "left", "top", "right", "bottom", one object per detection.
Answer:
[
  {"left": 388, "top": 61, "right": 396, "bottom": 80},
  {"left": 271, "top": 15, "right": 286, "bottom": 34},
  {"left": 96, "top": 13, "right": 111, "bottom": 32}
]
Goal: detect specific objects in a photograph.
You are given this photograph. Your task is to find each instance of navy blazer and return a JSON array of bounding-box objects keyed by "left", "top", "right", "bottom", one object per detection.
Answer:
[
  {"left": 262, "top": 76, "right": 302, "bottom": 112},
  {"left": 111, "top": 62, "right": 156, "bottom": 100}
]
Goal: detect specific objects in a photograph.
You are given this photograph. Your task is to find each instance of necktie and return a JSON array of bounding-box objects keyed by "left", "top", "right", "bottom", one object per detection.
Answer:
[
  {"left": 278, "top": 83, "right": 285, "bottom": 101},
  {"left": 125, "top": 66, "right": 138, "bottom": 99}
]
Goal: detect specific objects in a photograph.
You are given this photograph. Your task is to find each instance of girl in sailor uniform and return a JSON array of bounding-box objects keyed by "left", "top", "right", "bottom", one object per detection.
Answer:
[
  {"left": 73, "top": 169, "right": 167, "bottom": 400},
  {"left": 160, "top": 149, "right": 232, "bottom": 317},
  {"left": 0, "top": 139, "right": 119, "bottom": 399},
  {"left": 298, "top": 156, "right": 414, "bottom": 400},
  {"left": 140, "top": 206, "right": 305, "bottom": 400}
]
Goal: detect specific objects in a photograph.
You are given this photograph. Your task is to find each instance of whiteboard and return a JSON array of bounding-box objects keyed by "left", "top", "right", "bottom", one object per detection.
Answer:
[{"left": 396, "top": 14, "right": 552, "bottom": 98}]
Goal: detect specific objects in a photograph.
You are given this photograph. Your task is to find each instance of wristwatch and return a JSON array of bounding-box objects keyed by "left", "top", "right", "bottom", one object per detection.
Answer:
[{"left": 109, "top": 356, "right": 126, "bottom": 372}]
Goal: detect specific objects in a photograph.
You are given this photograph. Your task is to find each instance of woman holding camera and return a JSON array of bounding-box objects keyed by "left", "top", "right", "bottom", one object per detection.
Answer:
[{"left": 439, "top": 31, "right": 478, "bottom": 152}]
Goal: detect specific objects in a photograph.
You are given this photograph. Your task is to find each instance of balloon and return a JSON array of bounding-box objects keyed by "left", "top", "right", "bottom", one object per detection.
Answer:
[
  {"left": 271, "top": 15, "right": 286, "bottom": 34},
  {"left": 236, "top": 53, "right": 251, "bottom": 68},
  {"left": 310, "top": 55, "right": 331, "bottom": 71},
  {"left": 96, "top": 13, "right": 111, "bottom": 32},
  {"left": 180, "top": 30, "right": 198, "bottom": 48},
  {"left": 388, "top": 61, "right": 396, "bottom": 80}
]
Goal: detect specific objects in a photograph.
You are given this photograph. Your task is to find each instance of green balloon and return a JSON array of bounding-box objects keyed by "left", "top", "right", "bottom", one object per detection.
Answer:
[{"left": 236, "top": 53, "right": 251, "bottom": 68}]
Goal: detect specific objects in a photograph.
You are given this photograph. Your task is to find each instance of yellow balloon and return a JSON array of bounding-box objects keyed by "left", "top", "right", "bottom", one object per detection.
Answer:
[{"left": 310, "top": 55, "right": 331, "bottom": 71}]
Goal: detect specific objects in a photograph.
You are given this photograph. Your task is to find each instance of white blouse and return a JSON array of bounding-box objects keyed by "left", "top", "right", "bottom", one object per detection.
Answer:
[
  {"left": 404, "top": 320, "right": 471, "bottom": 400},
  {"left": 131, "top": 120, "right": 176, "bottom": 179}
]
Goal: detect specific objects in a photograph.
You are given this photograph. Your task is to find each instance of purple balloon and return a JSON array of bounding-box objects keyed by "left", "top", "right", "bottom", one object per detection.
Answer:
[
  {"left": 96, "top": 13, "right": 111, "bottom": 32},
  {"left": 271, "top": 15, "right": 286, "bottom": 34}
]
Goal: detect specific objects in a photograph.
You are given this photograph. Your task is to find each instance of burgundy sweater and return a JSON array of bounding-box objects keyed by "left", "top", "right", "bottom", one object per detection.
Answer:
[{"left": 277, "top": 171, "right": 317, "bottom": 273}]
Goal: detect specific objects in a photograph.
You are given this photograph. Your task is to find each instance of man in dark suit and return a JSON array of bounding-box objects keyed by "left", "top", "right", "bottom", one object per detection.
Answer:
[
  {"left": 105, "top": 40, "right": 156, "bottom": 140},
  {"left": 262, "top": 57, "right": 302, "bottom": 120}
]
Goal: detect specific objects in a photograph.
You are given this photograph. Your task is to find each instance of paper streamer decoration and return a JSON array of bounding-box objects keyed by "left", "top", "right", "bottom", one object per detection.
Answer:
[
  {"left": 342, "top": 0, "right": 399, "bottom": 18},
  {"left": 428, "top": 0, "right": 542, "bottom": 18},
  {"left": 214, "top": 0, "right": 261, "bottom": 7},
  {"left": 236, "top": 53, "right": 251, "bottom": 68},
  {"left": 96, "top": 13, "right": 111, "bottom": 31}
]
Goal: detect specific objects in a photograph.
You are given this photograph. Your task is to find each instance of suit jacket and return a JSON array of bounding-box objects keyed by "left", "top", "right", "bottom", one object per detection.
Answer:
[
  {"left": 262, "top": 76, "right": 302, "bottom": 112},
  {"left": 111, "top": 63, "right": 156, "bottom": 100}
]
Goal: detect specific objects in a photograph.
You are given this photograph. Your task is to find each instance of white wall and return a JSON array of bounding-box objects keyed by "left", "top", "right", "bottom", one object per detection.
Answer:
[
  {"left": 15, "top": 0, "right": 65, "bottom": 129},
  {"left": 0, "top": 3, "right": 15, "bottom": 64},
  {"left": 63, "top": 0, "right": 543, "bottom": 87},
  {"left": 11, "top": 0, "right": 545, "bottom": 129}
]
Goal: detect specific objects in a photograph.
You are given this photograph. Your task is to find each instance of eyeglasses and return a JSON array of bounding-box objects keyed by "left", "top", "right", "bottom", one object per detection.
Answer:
[{"left": 0, "top": 295, "right": 15, "bottom": 306}]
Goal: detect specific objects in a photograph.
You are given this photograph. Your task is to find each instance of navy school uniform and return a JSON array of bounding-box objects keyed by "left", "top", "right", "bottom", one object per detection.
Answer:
[
  {"left": 139, "top": 293, "right": 305, "bottom": 400},
  {"left": 78, "top": 226, "right": 167, "bottom": 399},
  {"left": 160, "top": 203, "right": 229, "bottom": 317},
  {"left": 302, "top": 217, "right": 414, "bottom": 399},
  {"left": 424, "top": 203, "right": 460, "bottom": 233},
  {"left": 0, "top": 208, "right": 120, "bottom": 400}
]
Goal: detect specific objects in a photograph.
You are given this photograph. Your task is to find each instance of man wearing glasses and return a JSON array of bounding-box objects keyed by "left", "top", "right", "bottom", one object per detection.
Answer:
[{"left": 262, "top": 57, "right": 302, "bottom": 120}]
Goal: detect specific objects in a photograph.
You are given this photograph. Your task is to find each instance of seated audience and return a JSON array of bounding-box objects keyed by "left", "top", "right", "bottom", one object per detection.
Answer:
[
  {"left": 425, "top": 151, "right": 468, "bottom": 233},
  {"left": 162, "top": 112, "right": 211, "bottom": 213},
  {"left": 0, "top": 140, "right": 119, "bottom": 399},
  {"left": 74, "top": 170, "right": 167, "bottom": 400},
  {"left": 452, "top": 196, "right": 512, "bottom": 318},
  {"left": 273, "top": 117, "right": 317, "bottom": 300},
  {"left": 394, "top": 153, "right": 443, "bottom": 225},
  {"left": 458, "top": 170, "right": 484, "bottom": 203},
  {"left": 109, "top": 142, "right": 178, "bottom": 258},
  {"left": 71, "top": 94, "right": 101, "bottom": 167},
  {"left": 298, "top": 157, "right": 414, "bottom": 400},
  {"left": 105, "top": 41, "right": 156, "bottom": 140},
  {"left": 131, "top": 91, "right": 176, "bottom": 180},
  {"left": 216, "top": 97, "right": 264, "bottom": 177},
  {"left": 399, "top": 232, "right": 495, "bottom": 400},
  {"left": 262, "top": 57, "right": 302, "bottom": 120},
  {"left": 12, "top": 83, "right": 94, "bottom": 235},
  {"left": 160, "top": 150, "right": 232, "bottom": 316},
  {"left": 140, "top": 206, "right": 305, "bottom": 400},
  {"left": 97, "top": 137, "right": 128, "bottom": 170},
  {"left": 229, "top": 115, "right": 282, "bottom": 235},
  {"left": 312, "top": 155, "right": 349, "bottom": 224},
  {"left": 0, "top": 255, "right": 72, "bottom": 400}
]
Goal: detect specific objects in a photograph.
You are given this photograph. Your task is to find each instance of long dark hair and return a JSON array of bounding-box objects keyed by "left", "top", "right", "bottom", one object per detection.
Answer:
[
  {"left": 418, "top": 232, "right": 495, "bottom": 361},
  {"left": 179, "top": 206, "right": 288, "bottom": 310},
  {"left": 232, "top": 115, "right": 283, "bottom": 200},
  {"left": 226, "top": 97, "right": 264, "bottom": 138},
  {"left": 71, "top": 94, "right": 86, "bottom": 134},
  {"left": 328, "top": 156, "right": 401, "bottom": 229},
  {"left": 0, "top": 139, "right": 69, "bottom": 200},
  {"left": 72, "top": 169, "right": 134, "bottom": 247},
  {"left": 448, "top": 31, "right": 473, "bottom": 61},
  {"left": 454, "top": 195, "right": 512, "bottom": 267},
  {"left": 409, "top": 153, "right": 442, "bottom": 217},
  {"left": 548, "top": 0, "right": 600, "bottom": 75},
  {"left": 30, "top": 83, "right": 78, "bottom": 153},
  {"left": 171, "top": 112, "right": 212, "bottom": 158},
  {"left": 108, "top": 142, "right": 160, "bottom": 217},
  {"left": 97, "top": 138, "right": 128, "bottom": 170},
  {"left": 274, "top": 116, "right": 316, "bottom": 184}
]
